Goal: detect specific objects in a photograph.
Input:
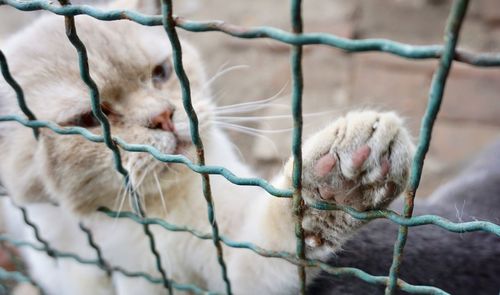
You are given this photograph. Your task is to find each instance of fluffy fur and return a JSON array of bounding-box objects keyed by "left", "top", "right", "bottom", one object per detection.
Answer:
[{"left": 0, "top": 2, "right": 415, "bottom": 294}]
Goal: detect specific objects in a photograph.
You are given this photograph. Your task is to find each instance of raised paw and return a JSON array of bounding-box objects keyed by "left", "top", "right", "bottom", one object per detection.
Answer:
[{"left": 291, "top": 111, "right": 414, "bottom": 252}]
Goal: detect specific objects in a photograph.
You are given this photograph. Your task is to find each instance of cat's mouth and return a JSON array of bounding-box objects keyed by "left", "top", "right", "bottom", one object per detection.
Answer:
[
  {"left": 145, "top": 127, "right": 194, "bottom": 157},
  {"left": 173, "top": 137, "right": 192, "bottom": 155},
  {"left": 144, "top": 106, "right": 197, "bottom": 156}
]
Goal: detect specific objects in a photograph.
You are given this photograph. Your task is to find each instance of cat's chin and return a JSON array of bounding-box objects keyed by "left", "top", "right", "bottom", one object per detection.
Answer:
[{"left": 173, "top": 139, "right": 192, "bottom": 156}]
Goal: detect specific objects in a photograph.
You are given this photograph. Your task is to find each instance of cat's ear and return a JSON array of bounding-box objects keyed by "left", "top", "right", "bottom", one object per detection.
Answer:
[{"left": 108, "top": 0, "right": 161, "bottom": 15}]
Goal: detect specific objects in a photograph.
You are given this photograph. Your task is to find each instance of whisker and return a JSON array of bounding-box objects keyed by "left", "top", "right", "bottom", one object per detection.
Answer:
[
  {"left": 203, "top": 65, "right": 250, "bottom": 92},
  {"left": 113, "top": 171, "right": 133, "bottom": 228},
  {"left": 153, "top": 171, "right": 168, "bottom": 216},
  {"left": 127, "top": 160, "right": 157, "bottom": 216},
  {"left": 214, "top": 83, "right": 288, "bottom": 111},
  {"left": 214, "top": 121, "right": 279, "bottom": 155},
  {"left": 216, "top": 110, "right": 335, "bottom": 123},
  {"left": 213, "top": 121, "right": 294, "bottom": 134},
  {"left": 113, "top": 159, "right": 140, "bottom": 217},
  {"left": 215, "top": 60, "right": 231, "bottom": 73},
  {"left": 126, "top": 159, "right": 142, "bottom": 187},
  {"left": 190, "top": 63, "right": 249, "bottom": 103},
  {"left": 137, "top": 164, "right": 157, "bottom": 216},
  {"left": 135, "top": 161, "right": 160, "bottom": 198},
  {"left": 228, "top": 140, "right": 246, "bottom": 162},
  {"left": 211, "top": 88, "right": 231, "bottom": 103},
  {"left": 213, "top": 103, "right": 290, "bottom": 115},
  {"left": 112, "top": 180, "right": 125, "bottom": 211}
]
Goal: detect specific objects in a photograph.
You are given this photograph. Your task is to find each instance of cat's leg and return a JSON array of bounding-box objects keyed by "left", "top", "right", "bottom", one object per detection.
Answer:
[{"left": 227, "top": 110, "right": 413, "bottom": 294}]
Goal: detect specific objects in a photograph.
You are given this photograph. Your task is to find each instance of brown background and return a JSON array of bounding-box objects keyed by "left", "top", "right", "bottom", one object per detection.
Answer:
[{"left": 1, "top": 0, "right": 499, "bottom": 198}]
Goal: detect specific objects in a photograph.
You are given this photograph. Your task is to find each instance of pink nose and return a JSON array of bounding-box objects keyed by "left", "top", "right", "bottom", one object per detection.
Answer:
[{"left": 149, "top": 108, "right": 175, "bottom": 132}]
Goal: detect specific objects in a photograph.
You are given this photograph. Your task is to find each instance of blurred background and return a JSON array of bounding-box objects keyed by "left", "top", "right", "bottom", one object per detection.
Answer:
[{"left": 1, "top": 0, "right": 499, "bottom": 199}]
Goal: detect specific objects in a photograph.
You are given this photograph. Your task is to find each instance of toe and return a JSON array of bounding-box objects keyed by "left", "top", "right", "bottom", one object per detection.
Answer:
[
  {"left": 352, "top": 145, "right": 371, "bottom": 170},
  {"left": 314, "top": 153, "right": 337, "bottom": 178}
]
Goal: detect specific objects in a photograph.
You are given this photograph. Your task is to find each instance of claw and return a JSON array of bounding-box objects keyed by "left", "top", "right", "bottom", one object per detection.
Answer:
[{"left": 305, "top": 234, "right": 324, "bottom": 248}]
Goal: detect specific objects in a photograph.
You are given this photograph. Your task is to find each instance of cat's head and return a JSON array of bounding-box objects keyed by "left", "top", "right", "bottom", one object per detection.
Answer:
[{"left": 0, "top": 3, "right": 214, "bottom": 213}]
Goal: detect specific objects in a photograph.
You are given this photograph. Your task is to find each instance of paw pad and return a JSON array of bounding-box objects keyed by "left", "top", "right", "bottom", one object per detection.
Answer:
[
  {"left": 351, "top": 145, "right": 371, "bottom": 169},
  {"left": 314, "top": 153, "right": 337, "bottom": 178}
]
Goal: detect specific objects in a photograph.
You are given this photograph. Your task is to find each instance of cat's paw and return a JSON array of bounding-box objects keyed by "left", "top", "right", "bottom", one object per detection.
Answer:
[{"left": 289, "top": 111, "right": 414, "bottom": 252}]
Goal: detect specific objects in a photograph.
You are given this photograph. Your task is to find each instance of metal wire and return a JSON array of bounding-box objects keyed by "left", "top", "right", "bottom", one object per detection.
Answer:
[
  {"left": 160, "top": 1, "right": 232, "bottom": 293},
  {"left": 78, "top": 222, "right": 111, "bottom": 277},
  {"left": 385, "top": 1, "right": 469, "bottom": 293},
  {"left": 0, "top": 0, "right": 499, "bottom": 294},
  {"left": 56, "top": 0, "right": 172, "bottom": 292},
  {"left": 0, "top": 50, "right": 38, "bottom": 138},
  {"left": 0, "top": 267, "right": 37, "bottom": 288},
  {"left": 1, "top": 0, "right": 500, "bottom": 67},
  {"left": 289, "top": 0, "right": 306, "bottom": 293}
]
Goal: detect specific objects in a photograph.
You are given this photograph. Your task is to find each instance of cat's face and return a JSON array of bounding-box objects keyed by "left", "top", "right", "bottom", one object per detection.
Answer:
[{"left": 0, "top": 14, "right": 214, "bottom": 212}]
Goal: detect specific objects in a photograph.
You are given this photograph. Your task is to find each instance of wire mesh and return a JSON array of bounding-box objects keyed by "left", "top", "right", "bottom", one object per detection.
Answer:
[{"left": 0, "top": 0, "right": 499, "bottom": 294}]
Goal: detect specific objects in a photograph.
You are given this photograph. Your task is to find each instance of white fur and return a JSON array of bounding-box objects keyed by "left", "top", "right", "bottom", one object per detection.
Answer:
[{"left": 0, "top": 2, "right": 414, "bottom": 294}]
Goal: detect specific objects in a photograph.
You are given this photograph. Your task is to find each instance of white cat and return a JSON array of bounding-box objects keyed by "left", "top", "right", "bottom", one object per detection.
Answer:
[{"left": 0, "top": 1, "right": 414, "bottom": 294}]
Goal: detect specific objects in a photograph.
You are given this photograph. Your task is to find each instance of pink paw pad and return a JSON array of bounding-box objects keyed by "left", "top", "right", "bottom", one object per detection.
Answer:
[
  {"left": 352, "top": 145, "right": 371, "bottom": 169},
  {"left": 314, "top": 153, "right": 337, "bottom": 177}
]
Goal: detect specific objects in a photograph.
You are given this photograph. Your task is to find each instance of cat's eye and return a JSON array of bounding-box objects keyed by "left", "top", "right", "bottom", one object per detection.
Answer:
[
  {"left": 75, "top": 111, "right": 100, "bottom": 128},
  {"left": 62, "top": 104, "right": 113, "bottom": 128},
  {"left": 152, "top": 59, "right": 173, "bottom": 88}
]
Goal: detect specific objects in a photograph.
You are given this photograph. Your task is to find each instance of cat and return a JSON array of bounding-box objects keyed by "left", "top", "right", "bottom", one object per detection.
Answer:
[
  {"left": 0, "top": 1, "right": 414, "bottom": 294},
  {"left": 309, "top": 139, "right": 500, "bottom": 295}
]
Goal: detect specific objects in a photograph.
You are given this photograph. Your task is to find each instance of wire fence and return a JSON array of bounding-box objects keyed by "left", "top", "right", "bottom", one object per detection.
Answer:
[{"left": 0, "top": 0, "right": 499, "bottom": 294}]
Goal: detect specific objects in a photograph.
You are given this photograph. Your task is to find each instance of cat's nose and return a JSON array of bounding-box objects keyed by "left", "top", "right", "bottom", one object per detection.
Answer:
[{"left": 149, "top": 108, "right": 175, "bottom": 132}]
